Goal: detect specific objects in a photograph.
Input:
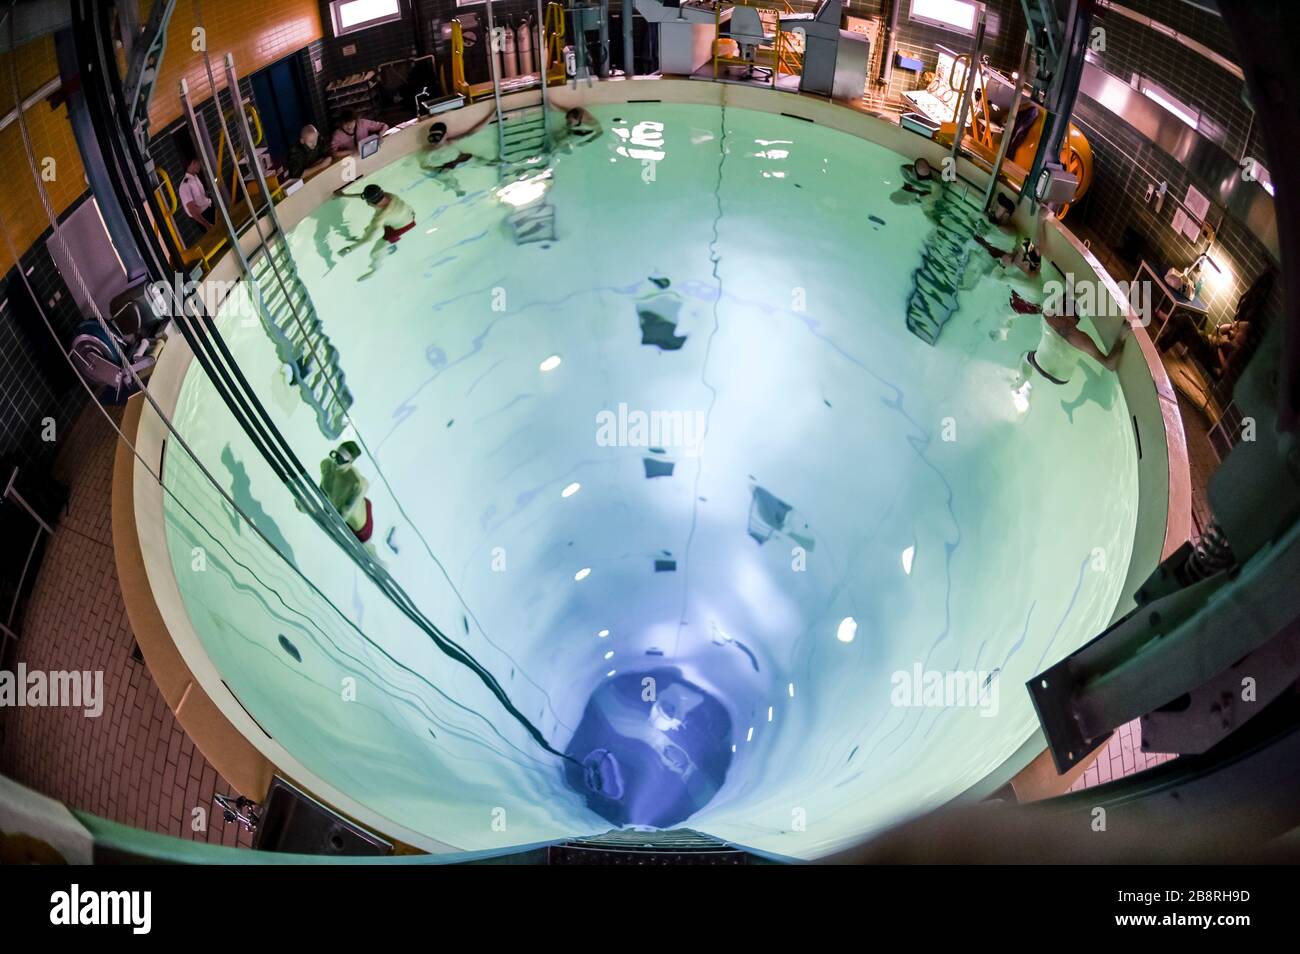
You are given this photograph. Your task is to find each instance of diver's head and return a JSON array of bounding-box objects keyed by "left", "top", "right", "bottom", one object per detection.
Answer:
[
  {"left": 362, "top": 184, "right": 385, "bottom": 205},
  {"left": 1023, "top": 240, "right": 1042, "bottom": 272},
  {"left": 913, "top": 157, "right": 934, "bottom": 181},
  {"left": 565, "top": 107, "right": 584, "bottom": 128},
  {"left": 427, "top": 122, "right": 447, "bottom": 145},
  {"left": 330, "top": 440, "right": 362, "bottom": 465}
]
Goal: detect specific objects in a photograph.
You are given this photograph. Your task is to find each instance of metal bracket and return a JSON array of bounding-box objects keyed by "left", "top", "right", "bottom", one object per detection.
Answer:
[
  {"left": 1140, "top": 620, "right": 1300, "bottom": 755},
  {"left": 1028, "top": 514, "right": 1300, "bottom": 773}
]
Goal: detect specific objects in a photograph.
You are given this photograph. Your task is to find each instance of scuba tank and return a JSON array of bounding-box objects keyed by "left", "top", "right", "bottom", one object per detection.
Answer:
[
  {"left": 502, "top": 18, "right": 518, "bottom": 78},
  {"left": 517, "top": 16, "right": 535, "bottom": 75},
  {"left": 487, "top": 19, "right": 503, "bottom": 81}
]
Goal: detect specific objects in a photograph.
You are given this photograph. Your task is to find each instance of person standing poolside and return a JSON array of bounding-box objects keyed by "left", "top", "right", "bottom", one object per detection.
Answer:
[{"left": 333, "top": 183, "right": 415, "bottom": 281}]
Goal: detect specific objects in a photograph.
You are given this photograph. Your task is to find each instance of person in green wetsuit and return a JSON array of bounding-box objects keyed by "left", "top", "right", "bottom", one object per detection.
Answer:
[{"left": 320, "top": 441, "right": 375, "bottom": 543}]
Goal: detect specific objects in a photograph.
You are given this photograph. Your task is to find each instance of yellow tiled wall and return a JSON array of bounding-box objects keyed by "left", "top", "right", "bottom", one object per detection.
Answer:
[
  {"left": 0, "top": 2, "right": 324, "bottom": 273},
  {"left": 148, "top": 0, "right": 324, "bottom": 130},
  {"left": 0, "top": 37, "right": 88, "bottom": 273}
]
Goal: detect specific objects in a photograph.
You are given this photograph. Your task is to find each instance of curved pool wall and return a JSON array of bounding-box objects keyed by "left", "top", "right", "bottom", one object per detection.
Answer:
[{"left": 117, "top": 79, "right": 1190, "bottom": 858}]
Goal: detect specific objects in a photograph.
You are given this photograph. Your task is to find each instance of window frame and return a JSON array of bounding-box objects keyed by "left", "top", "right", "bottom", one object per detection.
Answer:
[
  {"left": 907, "top": 0, "right": 982, "bottom": 36},
  {"left": 328, "top": 0, "right": 405, "bottom": 38}
]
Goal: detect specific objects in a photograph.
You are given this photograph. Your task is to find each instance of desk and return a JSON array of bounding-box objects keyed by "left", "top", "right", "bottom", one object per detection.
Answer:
[{"left": 1135, "top": 260, "right": 1210, "bottom": 348}]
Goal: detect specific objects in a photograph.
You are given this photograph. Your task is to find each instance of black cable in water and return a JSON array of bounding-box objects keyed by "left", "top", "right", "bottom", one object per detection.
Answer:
[
  {"left": 672, "top": 88, "right": 728, "bottom": 658},
  {"left": 7, "top": 1, "right": 572, "bottom": 765},
  {"left": 186, "top": 0, "right": 570, "bottom": 741}
]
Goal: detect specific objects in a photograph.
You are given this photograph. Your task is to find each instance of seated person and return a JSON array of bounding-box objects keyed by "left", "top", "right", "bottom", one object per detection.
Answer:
[
  {"left": 332, "top": 183, "right": 415, "bottom": 281},
  {"left": 331, "top": 110, "right": 390, "bottom": 159},
  {"left": 178, "top": 156, "right": 215, "bottom": 227},
  {"left": 287, "top": 125, "right": 333, "bottom": 180},
  {"left": 1203, "top": 318, "right": 1251, "bottom": 376}
]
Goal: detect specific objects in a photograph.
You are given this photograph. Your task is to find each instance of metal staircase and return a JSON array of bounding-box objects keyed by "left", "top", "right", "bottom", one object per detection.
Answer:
[
  {"left": 248, "top": 237, "right": 354, "bottom": 438},
  {"left": 179, "top": 54, "right": 353, "bottom": 440},
  {"left": 905, "top": 185, "right": 988, "bottom": 346},
  {"left": 486, "top": 0, "right": 558, "bottom": 244},
  {"left": 497, "top": 104, "right": 550, "bottom": 175},
  {"left": 123, "top": 0, "right": 178, "bottom": 156}
]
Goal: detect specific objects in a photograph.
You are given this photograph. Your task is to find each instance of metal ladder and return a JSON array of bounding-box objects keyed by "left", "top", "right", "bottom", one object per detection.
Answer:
[
  {"left": 904, "top": 184, "right": 988, "bottom": 346},
  {"left": 485, "top": 0, "right": 558, "bottom": 244},
  {"left": 123, "top": 0, "right": 178, "bottom": 157},
  {"left": 248, "top": 236, "right": 353, "bottom": 437},
  {"left": 179, "top": 55, "right": 354, "bottom": 439}
]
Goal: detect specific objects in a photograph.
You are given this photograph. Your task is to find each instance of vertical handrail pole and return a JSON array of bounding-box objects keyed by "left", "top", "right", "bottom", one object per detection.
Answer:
[
  {"left": 538, "top": 0, "right": 551, "bottom": 143},
  {"left": 622, "top": 0, "right": 634, "bottom": 78},
  {"left": 981, "top": 29, "right": 1033, "bottom": 215},
  {"left": 949, "top": 4, "right": 987, "bottom": 169},
  {"left": 485, "top": 0, "right": 507, "bottom": 162},
  {"left": 223, "top": 55, "right": 289, "bottom": 241}
]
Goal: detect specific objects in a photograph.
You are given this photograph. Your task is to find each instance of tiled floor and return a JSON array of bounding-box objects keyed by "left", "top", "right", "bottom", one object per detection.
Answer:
[
  {"left": 0, "top": 403, "right": 252, "bottom": 848},
  {"left": 1069, "top": 718, "right": 1179, "bottom": 792}
]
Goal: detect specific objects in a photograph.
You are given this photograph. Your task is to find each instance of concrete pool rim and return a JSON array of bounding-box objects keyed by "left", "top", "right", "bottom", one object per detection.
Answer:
[{"left": 112, "top": 78, "right": 1192, "bottom": 854}]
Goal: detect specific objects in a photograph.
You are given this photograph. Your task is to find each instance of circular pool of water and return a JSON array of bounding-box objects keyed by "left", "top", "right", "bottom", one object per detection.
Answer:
[{"left": 158, "top": 102, "right": 1140, "bottom": 858}]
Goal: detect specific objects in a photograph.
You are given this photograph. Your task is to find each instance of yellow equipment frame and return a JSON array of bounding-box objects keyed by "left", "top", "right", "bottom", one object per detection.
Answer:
[
  {"left": 712, "top": 1, "right": 802, "bottom": 86},
  {"left": 452, "top": 4, "right": 566, "bottom": 102},
  {"left": 152, "top": 167, "right": 227, "bottom": 273}
]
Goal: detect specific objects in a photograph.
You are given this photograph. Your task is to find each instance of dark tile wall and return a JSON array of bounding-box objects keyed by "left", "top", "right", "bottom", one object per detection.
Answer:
[
  {"left": 0, "top": 206, "right": 92, "bottom": 471},
  {"left": 1070, "top": 2, "right": 1279, "bottom": 340},
  {"left": 316, "top": 0, "right": 422, "bottom": 84},
  {"left": 1089, "top": 1, "right": 1253, "bottom": 157}
]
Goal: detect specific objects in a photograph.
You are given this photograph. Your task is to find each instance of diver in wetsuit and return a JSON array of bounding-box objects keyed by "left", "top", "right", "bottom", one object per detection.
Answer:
[
  {"left": 1013, "top": 294, "right": 1126, "bottom": 384},
  {"left": 420, "top": 119, "right": 493, "bottom": 196},
  {"left": 320, "top": 441, "right": 375, "bottom": 543},
  {"left": 333, "top": 183, "right": 416, "bottom": 281}
]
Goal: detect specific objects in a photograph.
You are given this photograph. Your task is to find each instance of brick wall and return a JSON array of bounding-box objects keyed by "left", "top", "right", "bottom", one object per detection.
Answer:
[{"left": 148, "top": 0, "right": 324, "bottom": 130}]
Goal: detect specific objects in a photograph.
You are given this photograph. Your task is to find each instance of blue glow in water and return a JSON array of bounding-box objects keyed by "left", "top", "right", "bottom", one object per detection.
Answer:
[{"left": 564, "top": 668, "right": 733, "bottom": 828}]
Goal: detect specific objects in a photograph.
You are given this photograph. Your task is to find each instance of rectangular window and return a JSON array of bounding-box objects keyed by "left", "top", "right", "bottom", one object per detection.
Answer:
[
  {"left": 329, "top": 0, "right": 403, "bottom": 37},
  {"left": 909, "top": 0, "right": 980, "bottom": 35}
]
